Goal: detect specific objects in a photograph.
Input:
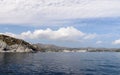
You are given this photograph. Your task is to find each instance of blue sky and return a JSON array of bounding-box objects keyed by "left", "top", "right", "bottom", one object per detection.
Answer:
[{"left": 1, "top": 0, "right": 120, "bottom": 48}]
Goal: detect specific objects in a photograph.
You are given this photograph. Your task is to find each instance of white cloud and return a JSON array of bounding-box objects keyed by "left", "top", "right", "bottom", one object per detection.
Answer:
[
  {"left": 1, "top": 26, "right": 96, "bottom": 42},
  {"left": 96, "top": 41, "right": 102, "bottom": 44},
  {"left": 84, "top": 34, "right": 97, "bottom": 40},
  {"left": 0, "top": 0, "right": 120, "bottom": 25},
  {"left": 113, "top": 39, "right": 120, "bottom": 45}
]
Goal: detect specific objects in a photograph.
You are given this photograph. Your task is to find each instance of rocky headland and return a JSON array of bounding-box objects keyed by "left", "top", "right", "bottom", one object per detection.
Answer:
[{"left": 0, "top": 34, "right": 37, "bottom": 52}]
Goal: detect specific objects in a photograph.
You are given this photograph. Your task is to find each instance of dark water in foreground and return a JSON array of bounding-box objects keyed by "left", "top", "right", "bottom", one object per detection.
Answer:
[{"left": 0, "top": 52, "right": 120, "bottom": 75}]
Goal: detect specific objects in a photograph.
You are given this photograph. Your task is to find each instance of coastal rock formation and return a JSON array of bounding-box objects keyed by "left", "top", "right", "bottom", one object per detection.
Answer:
[{"left": 0, "top": 34, "right": 37, "bottom": 52}]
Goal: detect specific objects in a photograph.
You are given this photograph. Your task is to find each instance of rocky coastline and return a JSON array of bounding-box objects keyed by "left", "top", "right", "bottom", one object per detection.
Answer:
[{"left": 0, "top": 34, "right": 37, "bottom": 52}]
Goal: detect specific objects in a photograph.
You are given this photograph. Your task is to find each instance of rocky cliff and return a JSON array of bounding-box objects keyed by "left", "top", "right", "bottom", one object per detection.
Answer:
[{"left": 0, "top": 34, "right": 37, "bottom": 52}]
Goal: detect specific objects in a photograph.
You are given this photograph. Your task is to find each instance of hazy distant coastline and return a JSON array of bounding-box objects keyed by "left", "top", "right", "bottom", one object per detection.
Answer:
[
  {"left": 33, "top": 43, "right": 120, "bottom": 52},
  {"left": 0, "top": 34, "right": 120, "bottom": 53}
]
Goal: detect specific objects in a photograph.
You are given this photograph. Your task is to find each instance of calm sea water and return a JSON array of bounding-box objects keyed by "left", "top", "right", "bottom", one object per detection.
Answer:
[{"left": 0, "top": 52, "right": 120, "bottom": 75}]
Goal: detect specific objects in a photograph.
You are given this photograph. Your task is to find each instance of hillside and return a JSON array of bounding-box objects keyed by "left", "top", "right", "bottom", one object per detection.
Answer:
[
  {"left": 33, "top": 43, "right": 67, "bottom": 52},
  {"left": 33, "top": 43, "right": 120, "bottom": 52},
  {"left": 0, "top": 34, "right": 37, "bottom": 52}
]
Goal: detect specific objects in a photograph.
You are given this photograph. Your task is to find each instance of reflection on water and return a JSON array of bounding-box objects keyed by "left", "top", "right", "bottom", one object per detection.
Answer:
[
  {"left": 0, "top": 53, "right": 32, "bottom": 75},
  {"left": 0, "top": 53, "right": 30, "bottom": 64},
  {"left": 0, "top": 52, "right": 120, "bottom": 75}
]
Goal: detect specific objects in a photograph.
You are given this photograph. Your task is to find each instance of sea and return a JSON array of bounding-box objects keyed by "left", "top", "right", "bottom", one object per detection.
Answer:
[{"left": 0, "top": 52, "right": 119, "bottom": 75}]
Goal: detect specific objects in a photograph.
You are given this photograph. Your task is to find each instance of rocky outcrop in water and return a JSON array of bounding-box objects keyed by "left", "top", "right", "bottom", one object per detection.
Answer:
[{"left": 0, "top": 34, "right": 37, "bottom": 52}]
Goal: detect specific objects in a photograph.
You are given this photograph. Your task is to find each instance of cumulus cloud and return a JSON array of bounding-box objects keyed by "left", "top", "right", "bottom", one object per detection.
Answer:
[
  {"left": 113, "top": 39, "right": 120, "bottom": 45},
  {"left": 1, "top": 27, "right": 96, "bottom": 42},
  {"left": 0, "top": 0, "right": 120, "bottom": 25}
]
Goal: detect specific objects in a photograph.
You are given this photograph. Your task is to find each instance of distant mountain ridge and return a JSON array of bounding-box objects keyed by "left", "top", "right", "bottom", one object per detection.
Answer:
[
  {"left": 33, "top": 43, "right": 67, "bottom": 52},
  {"left": 33, "top": 43, "right": 120, "bottom": 52}
]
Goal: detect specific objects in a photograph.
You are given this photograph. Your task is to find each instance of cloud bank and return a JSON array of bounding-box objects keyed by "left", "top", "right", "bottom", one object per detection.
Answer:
[
  {"left": 0, "top": 0, "right": 120, "bottom": 25},
  {"left": 2, "top": 27, "right": 96, "bottom": 42}
]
